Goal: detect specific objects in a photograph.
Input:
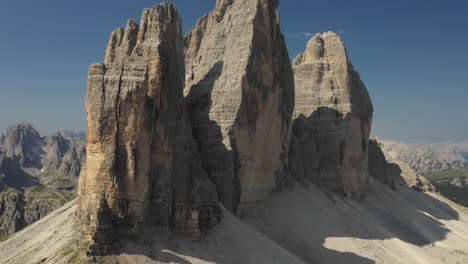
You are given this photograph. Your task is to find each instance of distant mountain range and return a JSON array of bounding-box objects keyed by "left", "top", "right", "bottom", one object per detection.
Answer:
[
  {"left": 0, "top": 123, "right": 85, "bottom": 238},
  {"left": 378, "top": 138, "right": 468, "bottom": 174}
]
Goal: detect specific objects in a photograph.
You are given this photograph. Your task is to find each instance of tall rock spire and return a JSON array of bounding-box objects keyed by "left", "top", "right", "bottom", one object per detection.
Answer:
[
  {"left": 289, "top": 32, "right": 374, "bottom": 197},
  {"left": 184, "top": 0, "right": 294, "bottom": 212},
  {"left": 78, "top": 3, "right": 219, "bottom": 254}
]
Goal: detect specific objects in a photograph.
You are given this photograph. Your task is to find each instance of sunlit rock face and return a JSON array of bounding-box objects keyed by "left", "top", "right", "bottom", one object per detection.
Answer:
[
  {"left": 78, "top": 3, "right": 219, "bottom": 254},
  {"left": 184, "top": 0, "right": 294, "bottom": 212},
  {"left": 289, "top": 32, "right": 374, "bottom": 197}
]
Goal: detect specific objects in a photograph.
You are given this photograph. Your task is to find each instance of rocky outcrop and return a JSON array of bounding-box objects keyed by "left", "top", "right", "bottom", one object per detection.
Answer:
[
  {"left": 0, "top": 153, "right": 6, "bottom": 191},
  {"left": 184, "top": 0, "right": 294, "bottom": 211},
  {"left": 390, "top": 160, "right": 434, "bottom": 192},
  {"left": 289, "top": 32, "right": 373, "bottom": 196},
  {"left": 368, "top": 137, "right": 433, "bottom": 192},
  {"left": 0, "top": 188, "right": 25, "bottom": 238},
  {"left": 78, "top": 3, "right": 219, "bottom": 254},
  {"left": 0, "top": 186, "right": 70, "bottom": 238},
  {"left": 368, "top": 138, "right": 398, "bottom": 189},
  {"left": 42, "top": 132, "right": 86, "bottom": 180},
  {"left": 0, "top": 150, "right": 33, "bottom": 189}
]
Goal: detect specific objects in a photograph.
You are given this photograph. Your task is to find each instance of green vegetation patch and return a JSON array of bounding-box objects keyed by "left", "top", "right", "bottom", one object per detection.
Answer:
[
  {"left": 61, "top": 245, "right": 81, "bottom": 264},
  {"left": 29, "top": 185, "right": 49, "bottom": 193},
  {"left": 424, "top": 169, "right": 468, "bottom": 181},
  {"left": 26, "top": 185, "right": 75, "bottom": 204},
  {"left": 0, "top": 235, "right": 10, "bottom": 242}
]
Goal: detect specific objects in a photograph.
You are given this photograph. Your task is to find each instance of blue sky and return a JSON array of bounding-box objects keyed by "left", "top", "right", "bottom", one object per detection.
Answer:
[{"left": 0, "top": 0, "right": 467, "bottom": 142}]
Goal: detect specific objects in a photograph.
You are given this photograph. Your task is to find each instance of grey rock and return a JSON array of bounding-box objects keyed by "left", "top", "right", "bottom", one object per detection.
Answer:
[
  {"left": 289, "top": 32, "right": 373, "bottom": 197},
  {"left": 42, "top": 132, "right": 86, "bottom": 180},
  {"left": 369, "top": 137, "right": 433, "bottom": 192},
  {"left": 368, "top": 138, "right": 398, "bottom": 189},
  {"left": 391, "top": 160, "right": 434, "bottom": 192},
  {"left": 184, "top": 0, "right": 294, "bottom": 211},
  {"left": 0, "top": 189, "right": 25, "bottom": 238},
  {"left": 1, "top": 123, "right": 44, "bottom": 168}
]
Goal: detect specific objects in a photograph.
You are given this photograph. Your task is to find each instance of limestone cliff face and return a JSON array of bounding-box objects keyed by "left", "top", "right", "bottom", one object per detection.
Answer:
[
  {"left": 289, "top": 32, "right": 373, "bottom": 196},
  {"left": 0, "top": 189, "right": 25, "bottom": 238},
  {"left": 78, "top": 3, "right": 219, "bottom": 254},
  {"left": 184, "top": 0, "right": 294, "bottom": 211}
]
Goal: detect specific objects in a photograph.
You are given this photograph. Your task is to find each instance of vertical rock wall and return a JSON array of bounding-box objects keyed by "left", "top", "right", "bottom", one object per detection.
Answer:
[
  {"left": 290, "top": 32, "right": 373, "bottom": 196},
  {"left": 78, "top": 3, "right": 219, "bottom": 254},
  {"left": 184, "top": 0, "right": 294, "bottom": 212}
]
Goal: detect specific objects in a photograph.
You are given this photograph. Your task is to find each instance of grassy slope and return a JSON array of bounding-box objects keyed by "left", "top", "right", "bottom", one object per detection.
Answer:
[
  {"left": 424, "top": 169, "right": 468, "bottom": 207},
  {"left": 424, "top": 169, "right": 468, "bottom": 181}
]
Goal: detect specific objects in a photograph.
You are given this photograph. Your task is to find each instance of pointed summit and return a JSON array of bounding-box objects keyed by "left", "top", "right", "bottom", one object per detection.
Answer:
[
  {"left": 290, "top": 32, "right": 374, "bottom": 197},
  {"left": 78, "top": 2, "right": 219, "bottom": 255},
  {"left": 184, "top": 0, "right": 294, "bottom": 212}
]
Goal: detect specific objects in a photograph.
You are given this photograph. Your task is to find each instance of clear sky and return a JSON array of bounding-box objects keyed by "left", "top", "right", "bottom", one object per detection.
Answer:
[{"left": 0, "top": 0, "right": 467, "bottom": 142}]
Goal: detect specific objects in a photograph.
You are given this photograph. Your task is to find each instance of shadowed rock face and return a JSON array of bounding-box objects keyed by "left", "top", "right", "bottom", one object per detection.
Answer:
[
  {"left": 289, "top": 32, "right": 373, "bottom": 197},
  {"left": 184, "top": 0, "right": 294, "bottom": 212},
  {"left": 78, "top": 3, "right": 219, "bottom": 254},
  {"left": 1, "top": 123, "right": 43, "bottom": 168},
  {"left": 368, "top": 137, "right": 434, "bottom": 192},
  {"left": 368, "top": 138, "right": 398, "bottom": 189}
]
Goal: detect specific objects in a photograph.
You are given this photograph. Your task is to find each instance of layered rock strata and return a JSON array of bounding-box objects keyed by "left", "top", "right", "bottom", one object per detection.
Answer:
[
  {"left": 289, "top": 32, "right": 373, "bottom": 196},
  {"left": 78, "top": 3, "right": 219, "bottom": 254},
  {"left": 184, "top": 0, "right": 294, "bottom": 212}
]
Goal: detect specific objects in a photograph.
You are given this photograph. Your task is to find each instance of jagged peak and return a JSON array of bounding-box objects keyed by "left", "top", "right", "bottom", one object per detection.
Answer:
[
  {"left": 293, "top": 31, "right": 349, "bottom": 66},
  {"left": 3, "top": 123, "right": 42, "bottom": 144},
  {"left": 103, "top": 2, "right": 181, "bottom": 64}
]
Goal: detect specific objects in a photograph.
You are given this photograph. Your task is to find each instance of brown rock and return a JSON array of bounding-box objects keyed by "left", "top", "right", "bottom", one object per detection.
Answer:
[
  {"left": 78, "top": 3, "right": 219, "bottom": 254},
  {"left": 184, "top": 0, "right": 294, "bottom": 212}
]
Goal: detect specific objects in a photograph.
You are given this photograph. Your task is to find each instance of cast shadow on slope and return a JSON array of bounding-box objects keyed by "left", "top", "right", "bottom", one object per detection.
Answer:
[
  {"left": 103, "top": 79, "right": 459, "bottom": 264},
  {"left": 243, "top": 181, "right": 460, "bottom": 264},
  {"left": 0, "top": 156, "right": 40, "bottom": 189},
  {"left": 241, "top": 107, "right": 460, "bottom": 263}
]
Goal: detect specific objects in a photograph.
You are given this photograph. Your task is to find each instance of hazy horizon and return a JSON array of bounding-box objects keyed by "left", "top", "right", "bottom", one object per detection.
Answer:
[{"left": 1, "top": 0, "right": 467, "bottom": 142}]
